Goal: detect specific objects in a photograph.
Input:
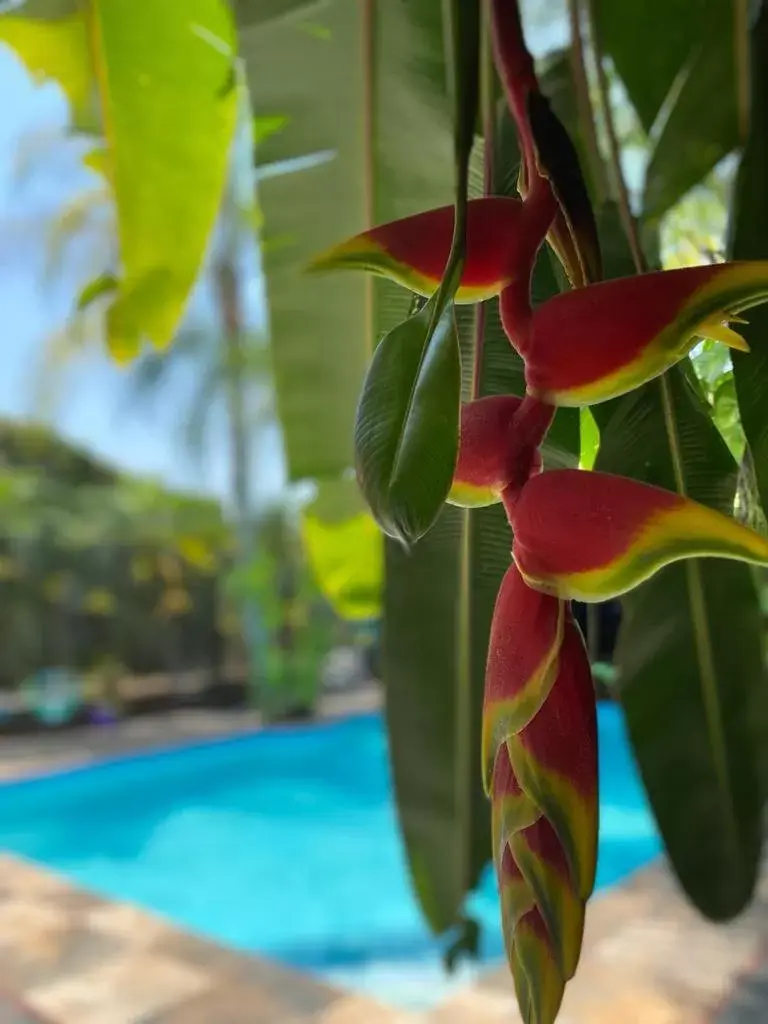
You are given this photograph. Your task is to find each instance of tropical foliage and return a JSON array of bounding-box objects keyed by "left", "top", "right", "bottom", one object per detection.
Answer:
[{"left": 3, "top": 0, "right": 768, "bottom": 1021}]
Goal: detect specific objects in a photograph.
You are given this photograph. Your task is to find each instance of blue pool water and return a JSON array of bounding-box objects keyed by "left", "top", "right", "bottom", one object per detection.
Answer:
[{"left": 0, "top": 707, "right": 660, "bottom": 1008}]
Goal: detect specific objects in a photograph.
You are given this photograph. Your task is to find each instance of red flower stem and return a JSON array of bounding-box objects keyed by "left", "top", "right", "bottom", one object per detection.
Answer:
[{"left": 489, "top": 0, "right": 539, "bottom": 184}]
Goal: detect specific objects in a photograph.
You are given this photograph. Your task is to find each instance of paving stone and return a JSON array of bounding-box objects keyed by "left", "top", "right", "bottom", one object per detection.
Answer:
[
  {"left": 151, "top": 980, "right": 306, "bottom": 1023},
  {"left": 429, "top": 988, "right": 521, "bottom": 1022},
  {"left": 0, "top": 900, "right": 69, "bottom": 965},
  {"left": 316, "top": 995, "right": 418, "bottom": 1024},
  {"left": 152, "top": 928, "right": 341, "bottom": 1016},
  {"left": 0, "top": 921, "right": 124, "bottom": 992},
  {"left": 0, "top": 860, "right": 71, "bottom": 901},
  {"left": 25, "top": 950, "right": 212, "bottom": 1024},
  {"left": 85, "top": 902, "right": 174, "bottom": 948}
]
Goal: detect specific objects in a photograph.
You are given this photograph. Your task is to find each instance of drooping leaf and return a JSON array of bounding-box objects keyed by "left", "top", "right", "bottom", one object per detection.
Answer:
[
  {"left": 86, "top": 0, "right": 238, "bottom": 356},
  {"left": 1, "top": 1, "right": 238, "bottom": 359},
  {"left": 593, "top": 366, "right": 767, "bottom": 920},
  {"left": 728, "top": 0, "right": 768, "bottom": 519},
  {"left": 355, "top": 303, "right": 464, "bottom": 550},
  {"left": 242, "top": 0, "right": 454, "bottom": 483}
]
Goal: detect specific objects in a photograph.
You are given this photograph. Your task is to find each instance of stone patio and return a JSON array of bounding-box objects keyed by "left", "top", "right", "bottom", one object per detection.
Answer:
[{"left": 0, "top": 705, "right": 766, "bottom": 1023}]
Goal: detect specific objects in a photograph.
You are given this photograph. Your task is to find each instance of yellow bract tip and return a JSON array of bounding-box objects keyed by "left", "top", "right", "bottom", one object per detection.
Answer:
[{"left": 700, "top": 318, "right": 750, "bottom": 352}]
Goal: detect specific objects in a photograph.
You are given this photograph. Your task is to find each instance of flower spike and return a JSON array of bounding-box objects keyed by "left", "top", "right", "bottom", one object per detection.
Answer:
[
  {"left": 308, "top": 197, "right": 537, "bottom": 303},
  {"left": 500, "top": 262, "right": 768, "bottom": 407},
  {"left": 509, "top": 468, "right": 768, "bottom": 602}
]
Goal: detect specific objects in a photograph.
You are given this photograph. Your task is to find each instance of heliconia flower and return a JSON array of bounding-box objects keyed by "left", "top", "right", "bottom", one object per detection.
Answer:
[
  {"left": 508, "top": 614, "right": 598, "bottom": 903},
  {"left": 512, "top": 907, "right": 566, "bottom": 1024},
  {"left": 509, "top": 468, "right": 768, "bottom": 602},
  {"left": 307, "top": 197, "right": 545, "bottom": 304},
  {"left": 482, "top": 562, "right": 565, "bottom": 792},
  {"left": 500, "top": 262, "right": 768, "bottom": 407},
  {"left": 448, "top": 396, "right": 551, "bottom": 508},
  {"left": 510, "top": 814, "right": 585, "bottom": 980}
]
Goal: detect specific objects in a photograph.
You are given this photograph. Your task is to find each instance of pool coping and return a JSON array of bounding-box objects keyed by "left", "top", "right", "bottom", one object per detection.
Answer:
[
  {"left": 1, "top": 850, "right": 765, "bottom": 1023},
  {"left": 0, "top": 707, "right": 766, "bottom": 1022}
]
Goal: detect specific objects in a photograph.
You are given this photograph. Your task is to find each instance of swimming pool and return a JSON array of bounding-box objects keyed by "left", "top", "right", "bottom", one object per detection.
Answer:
[{"left": 0, "top": 706, "right": 660, "bottom": 1009}]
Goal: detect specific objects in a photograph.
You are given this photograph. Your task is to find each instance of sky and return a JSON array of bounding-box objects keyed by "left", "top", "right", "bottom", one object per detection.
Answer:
[{"left": 0, "top": 47, "right": 286, "bottom": 509}]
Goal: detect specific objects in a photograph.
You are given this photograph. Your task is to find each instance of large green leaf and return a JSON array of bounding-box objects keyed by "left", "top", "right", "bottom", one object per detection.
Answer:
[
  {"left": 642, "top": 2, "right": 738, "bottom": 221},
  {"left": 728, "top": 0, "right": 768, "bottom": 519},
  {"left": 594, "top": 368, "right": 766, "bottom": 919},
  {"left": 588, "top": 205, "right": 767, "bottom": 919},
  {"left": 0, "top": 0, "right": 238, "bottom": 358},
  {"left": 592, "top": 0, "right": 712, "bottom": 132},
  {"left": 242, "top": 0, "right": 453, "bottom": 483}
]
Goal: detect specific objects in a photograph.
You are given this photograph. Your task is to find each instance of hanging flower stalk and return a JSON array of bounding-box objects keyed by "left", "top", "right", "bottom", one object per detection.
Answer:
[{"left": 309, "top": 1, "right": 768, "bottom": 1020}]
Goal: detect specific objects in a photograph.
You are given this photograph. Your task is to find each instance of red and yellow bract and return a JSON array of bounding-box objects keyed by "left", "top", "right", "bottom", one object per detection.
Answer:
[
  {"left": 449, "top": 395, "right": 551, "bottom": 508},
  {"left": 501, "top": 262, "right": 768, "bottom": 407},
  {"left": 308, "top": 196, "right": 549, "bottom": 303},
  {"left": 508, "top": 468, "right": 768, "bottom": 602}
]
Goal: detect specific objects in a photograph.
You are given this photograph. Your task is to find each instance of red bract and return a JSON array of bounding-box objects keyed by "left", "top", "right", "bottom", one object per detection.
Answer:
[
  {"left": 508, "top": 614, "right": 598, "bottom": 902},
  {"left": 482, "top": 562, "right": 564, "bottom": 791},
  {"left": 509, "top": 468, "right": 768, "bottom": 602},
  {"left": 501, "top": 262, "right": 768, "bottom": 407},
  {"left": 308, "top": 196, "right": 549, "bottom": 304},
  {"left": 449, "top": 395, "right": 552, "bottom": 508}
]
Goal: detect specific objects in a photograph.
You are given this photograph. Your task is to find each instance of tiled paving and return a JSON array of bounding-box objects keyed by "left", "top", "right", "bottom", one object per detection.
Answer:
[{"left": 0, "top": 704, "right": 766, "bottom": 1022}]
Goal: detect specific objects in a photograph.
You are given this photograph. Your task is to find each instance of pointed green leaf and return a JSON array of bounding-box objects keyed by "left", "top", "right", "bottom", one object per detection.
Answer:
[
  {"left": 86, "top": 0, "right": 237, "bottom": 355},
  {"left": 355, "top": 296, "right": 461, "bottom": 546}
]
